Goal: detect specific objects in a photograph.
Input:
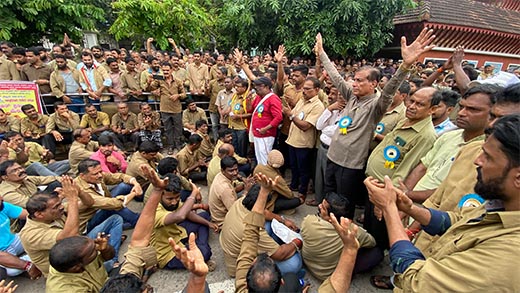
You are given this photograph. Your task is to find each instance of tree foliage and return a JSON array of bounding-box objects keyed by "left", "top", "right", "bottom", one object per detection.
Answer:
[
  {"left": 215, "top": 0, "right": 415, "bottom": 57},
  {"left": 110, "top": 0, "right": 214, "bottom": 50},
  {"left": 0, "top": 0, "right": 105, "bottom": 46}
]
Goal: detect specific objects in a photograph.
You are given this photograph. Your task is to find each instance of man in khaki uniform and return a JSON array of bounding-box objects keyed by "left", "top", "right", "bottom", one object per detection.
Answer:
[
  {"left": 68, "top": 128, "right": 99, "bottom": 175},
  {"left": 283, "top": 77, "right": 325, "bottom": 199},
  {"left": 365, "top": 114, "right": 520, "bottom": 292},
  {"left": 49, "top": 54, "right": 83, "bottom": 113},
  {"left": 45, "top": 102, "right": 80, "bottom": 154},
  {"left": 0, "top": 57, "right": 20, "bottom": 81},
  {"left": 186, "top": 51, "right": 209, "bottom": 101},
  {"left": 195, "top": 120, "right": 213, "bottom": 159},
  {"left": 150, "top": 62, "right": 186, "bottom": 151},
  {"left": 182, "top": 98, "right": 208, "bottom": 133},
  {"left": 208, "top": 156, "right": 240, "bottom": 227},
  {"left": 207, "top": 143, "right": 234, "bottom": 187},
  {"left": 176, "top": 134, "right": 206, "bottom": 181},
  {"left": 80, "top": 104, "right": 123, "bottom": 149},
  {"left": 301, "top": 192, "right": 376, "bottom": 281},
  {"left": 126, "top": 141, "right": 163, "bottom": 190},
  {"left": 120, "top": 57, "right": 144, "bottom": 102},
  {"left": 0, "top": 109, "right": 20, "bottom": 137},
  {"left": 207, "top": 67, "right": 226, "bottom": 137},
  {"left": 0, "top": 160, "right": 60, "bottom": 208},
  {"left": 111, "top": 102, "right": 139, "bottom": 150},
  {"left": 20, "top": 104, "right": 54, "bottom": 151}
]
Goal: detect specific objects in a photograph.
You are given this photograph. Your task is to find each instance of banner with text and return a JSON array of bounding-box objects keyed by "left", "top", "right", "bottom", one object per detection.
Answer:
[{"left": 0, "top": 81, "right": 42, "bottom": 118}]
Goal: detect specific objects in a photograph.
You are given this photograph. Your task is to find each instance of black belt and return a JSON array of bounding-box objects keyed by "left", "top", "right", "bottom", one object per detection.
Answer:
[{"left": 321, "top": 142, "right": 329, "bottom": 149}]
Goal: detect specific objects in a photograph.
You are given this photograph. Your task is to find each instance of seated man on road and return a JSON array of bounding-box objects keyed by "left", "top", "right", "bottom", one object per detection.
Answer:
[
  {"left": 136, "top": 102, "right": 162, "bottom": 149},
  {"left": 143, "top": 156, "right": 194, "bottom": 204},
  {"left": 301, "top": 192, "right": 376, "bottom": 281},
  {"left": 69, "top": 127, "right": 99, "bottom": 175},
  {"left": 212, "top": 128, "right": 250, "bottom": 175},
  {"left": 151, "top": 175, "right": 217, "bottom": 271},
  {"left": 126, "top": 141, "right": 163, "bottom": 192},
  {"left": 195, "top": 119, "right": 214, "bottom": 160},
  {"left": 253, "top": 149, "right": 301, "bottom": 213},
  {"left": 182, "top": 98, "right": 208, "bottom": 134},
  {"left": 80, "top": 103, "right": 123, "bottom": 150},
  {"left": 111, "top": 102, "right": 140, "bottom": 152},
  {"left": 4, "top": 131, "right": 70, "bottom": 177},
  {"left": 45, "top": 102, "right": 80, "bottom": 154},
  {"left": 90, "top": 135, "right": 128, "bottom": 174},
  {"left": 0, "top": 160, "right": 61, "bottom": 208},
  {"left": 220, "top": 183, "right": 302, "bottom": 278},
  {"left": 176, "top": 134, "right": 207, "bottom": 182}
]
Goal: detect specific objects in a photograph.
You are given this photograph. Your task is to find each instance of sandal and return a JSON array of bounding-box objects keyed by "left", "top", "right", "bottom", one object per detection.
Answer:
[
  {"left": 141, "top": 265, "right": 158, "bottom": 283},
  {"left": 305, "top": 198, "right": 320, "bottom": 206},
  {"left": 370, "top": 275, "right": 394, "bottom": 290},
  {"left": 120, "top": 235, "right": 128, "bottom": 245}
]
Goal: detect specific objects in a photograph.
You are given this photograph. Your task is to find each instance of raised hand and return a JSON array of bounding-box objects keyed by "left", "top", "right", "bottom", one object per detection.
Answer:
[
  {"left": 273, "top": 45, "right": 285, "bottom": 63},
  {"left": 452, "top": 46, "right": 465, "bottom": 65},
  {"left": 140, "top": 165, "right": 168, "bottom": 189},
  {"left": 147, "top": 38, "right": 154, "bottom": 43},
  {"left": 401, "top": 27, "right": 436, "bottom": 68},
  {"left": 233, "top": 48, "right": 244, "bottom": 66},
  {"left": 170, "top": 233, "right": 208, "bottom": 277},
  {"left": 0, "top": 280, "right": 18, "bottom": 293},
  {"left": 329, "top": 213, "right": 360, "bottom": 251},
  {"left": 315, "top": 33, "right": 324, "bottom": 55},
  {"left": 56, "top": 175, "right": 79, "bottom": 200},
  {"left": 253, "top": 172, "right": 279, "bottom": 192}
]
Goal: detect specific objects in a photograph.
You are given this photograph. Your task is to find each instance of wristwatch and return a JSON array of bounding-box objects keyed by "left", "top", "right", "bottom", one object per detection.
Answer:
[{"left": 289, "top": 114, "right": 295, "bottom": 121}]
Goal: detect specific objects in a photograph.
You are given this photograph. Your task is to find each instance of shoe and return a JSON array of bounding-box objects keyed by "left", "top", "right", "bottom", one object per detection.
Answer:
[{"left": 370, "top": 275, "right": 394, "bottom": 290}]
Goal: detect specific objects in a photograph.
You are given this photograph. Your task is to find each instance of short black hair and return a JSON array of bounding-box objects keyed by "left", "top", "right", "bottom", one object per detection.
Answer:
[
  {"left": 292, "top": 65, "right": 309, "bottom": 76},
  {"left": 489, "top": 114, "right": 520, "bottom": 169},
  {"left": 496, "top": 83, "right": 520, "bottom": 105},
  {"left": 21, "top": 104, "right": 35, "bottom": 113},
  {"left": 241, "top": 184, "right": 272, "bottom": 211},
  {"left": 185, "top": 97, "right": 195, "bottom": 105},
  {"left": 106, "top": 57, "right": 118, "bottom": 65},
  {"left": 436, "top": 89, "right": 461, "bottom": 107},
  {"left": 77, "top": 158, "right": 101, "bottom": 175},
  {"left": 220, "top": 156, "right": 238, "bottom": 170},
  {"left": 164, "top": 173, "right": 182, "bottom": 193},
  {"left": 11, "top": 47, "right": 26, "bottom": 56},
  {"left": 3, "top": 131, "right": 21, "bottom": 142},
  {"left": 98, "top": 135, "right": 114, "bottom": 146},
  {"left": 0, "top": 160, "right": 17, "bottom": 176},
  {"left": 157, "top": 157, "right": 179, "bottom": 175},
  {"left": 195, "top": 119, "right": 207, "bottom": 130},
  {"left": 463, "top": 65, "right": 479, "bottom": 81},
  {"left": 188, "top": 134, "right": 203, "bottom": 145},
  {"left": 218, "top": 128, "right": 232, "bottom": 139},
  {"left": 360, "top": 66, "right": 381, "bottom": 82},
  {"left": 463, "top": 84, "right": 499, "bottom": 106},
  {"left": 324, "top": 192, "right": 350, "bottom": 220},
  {"left": 305, "top": 77, "right": 321, "bottom": 89},
  {"left": 54, "top": 101, "right": 66, "bottom": 109},
  {"left": 101, "top": 274, "right": 143, "bottom": 293},
  {"left": 398, "top": 81, "right": 411, "bottom": 95},
  {"left": 125, "top": 56, "right": 135, "bottom": 64},
  {"left": 139, "top": 140, "right": 160, "bottom": 153},
  {"left": 218, "top": 66, "right": 228, "bottom": 76},
  {"left": 49, "top": 236, "right": 91, "bottom": 273},
  {"left": 53, "top": 54, "right": 66, "bottom": 61},
  {"left": 27, "top": 193, "right": 59, "bottom": 219}
]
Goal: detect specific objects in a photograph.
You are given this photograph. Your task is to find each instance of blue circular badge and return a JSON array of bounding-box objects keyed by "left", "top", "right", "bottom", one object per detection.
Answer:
[
  {"left": 339, "top": 116, "right": 352, "bottom": 128},
  {"left": 234, "top": 104, "right": 241, "bottom": 111},
  {"left": 375, "top": 122, "right": 385, "bottom": 134},
  {"left": 383, "top": 145, "right": 400, "bottom": 162},
  {"left": 258, "top": 105, "right": 264, "bottom": 113},
  {"left": 458, "top": 193, "right": 485, "bottom": 209}
]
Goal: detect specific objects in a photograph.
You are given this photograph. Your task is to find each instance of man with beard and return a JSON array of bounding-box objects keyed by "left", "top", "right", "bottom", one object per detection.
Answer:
[
  {"left": 186, "top": 51, "right": 209, "bottom": 102},
  {"left": 78, "top": 52, "right": 112, "bottom": 106},
  {"left": 111, "top": 102, "right": 139, "bottom": 150},
  {"left": 182, "top": 98, "right": 208, "bottom": 134},
  {"left": 11, "top": 47, "right": 27, "bottom": 71},
  {"left": 80, "top": 103, "right": 123, "bottom": 150},
  {"left": 136, "top": 102, "right": 162, "bottom": 148},
  {"left": 120, "top": 57, "right": 144, "bottom": 102},
  {"left": 0, "top": 52, "right": 20, "bottom": 81},
  {"left": 207, "top": 67, "right": 226, "bottom": 138},
  {"left": 89, "top": 135, "right": 127, "bottom": 174},
  {"left": 431, "top": 89, "right": 459, "bottom": 135},
  {"left": 170, "top": 55, "right": 188, "bottom": 89},
  {"left": 50, "top": 55, "right": 83, "bottom": 113},
  {"left": 0, "top": 109, "right": 20, "bottom": 138},
  {"left": 140, "top": 57, "right": 162, "bottom": 93},
  {"left": 365, "top": 114, "right": 520, "bottom": 292},
  {"left": 21, "top": 47, "right": 54, "bottom": 112},
  {"left": 151, "top": 175, "right": 217, "bottom": 271},
  {"left": 90, "top": 46, "right": 105, "bottom": 64}
]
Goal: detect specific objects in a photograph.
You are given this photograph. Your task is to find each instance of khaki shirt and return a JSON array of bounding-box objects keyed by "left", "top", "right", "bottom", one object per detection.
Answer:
[
  {"left": 207, "top": 79, "right": 225, "bottom": 113},
  {"left": 206, "top": 156, "right": 221, "bottom": 188},
  {"left": 120, "top": 69, "right": 143, "bottom": 97},
  {"left": 80, "top": 111, "right": 110, "bottom": 129},
  {"left": 366, "top": 117, "right": 436, "bottom": 186},
  {"left": 137, "top": 112, "right": 161, "bottom": 131},
  {"left": 415, "top": 130, "right": 484, "bottom": 191},
  {"left": 21, "top": 63, "right": 53, "bottom": 94},
  {"left": 8, "top": 141, "right": 48, "bottom": 166},
  {"left": 19, "top": 217, "right": 64, "bottom": 276},
  {"left": 0, "top": 116, "right": 21, "bottom": 134},
  {"left": 0, "top": 175, "right": 60, "bottom": 208},
  {"left": 119, "top": 245, "right": 157, "bottom": 278},
  {"left": 111, "top": 112, "right": 138, "bottom": 130},
  {"left": 320, "top": 51, "right": 407, "bottom": 169},
  {"left": 286, "top": 95, "right": 325, "bottom": 148},
  {"left": 126, "top": 151, "right": 163, "bottom": 187},
  {"left": 143, "top": 173, "right": 191, "bottom": 203},
  {"left": 370, "top": 102, "right": 406, "bottom": 150},
  {"left": 74, "top": 173, "right": 131, "bottom": 231},
  {"left": 220, "top": 198, "right": 279, "bottom": 277},
  {"left": 176, "top": 145, "right": 203, "bottom": 176},
  {"left": 0, "top": 58, "right": 21, "bottom": 81},
  {"left": 394, "top": 203, "right": 520, "bottom": 292},
  {"left": 196, "top": 131, "right": 213, "bottom": 158},
  {"left": 150, "top": 78, "right": 186, "bottom": 113},
  {"left": 182, "top": 107, "right": 207, "bottom": 129},
  {"left": 50, "top": 68, "right": 81, "bottom": 98},
  {"left": 301, "top": 214, "right": 375, "bottom": 281},
  {"left": 209, "top": 64, "right": 236, "bottom": 81},
  {"left": 46, "top": 254, "right": 108, "bottom": 293},
  {"left": 46, "top": 111, "right": 80, "bottom": 132},
  {"left": 139, "top": 69, "right": 163, "bottom": 91},
  {"left": 227, "top": 90, "right": 250, "bottom": 130},
  {"left": 234, "top": 211, "right": 339, "bottom": 293},
  {"left": 69, "top": 140, "right": 99, "bottom": 175},
  {"left": 172, "top": 67, "right": 187, "bottom": 85},
  {"left": 253, "top": 164, "right": 293, "bottom": 200},
  {"left": 151, "top": 203, "right": 187, "bottom": 268},
  {"left": 187, "top": 63, "right": 209, "bottom": 92},
  {"left": 212, "top": 139, "right": 247, "bottom": 164},
  {"left": 209, "top": 172, "right": 237, "bottom": 227},
  {"left": 21, "top": 114, "right": 49, "bottom": 138},
  {"left": 415, "top": 140, "right": 483, "bottom": 254}
]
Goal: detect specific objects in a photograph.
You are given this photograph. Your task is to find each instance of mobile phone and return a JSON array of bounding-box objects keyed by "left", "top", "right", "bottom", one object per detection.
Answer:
[{"left": 153, "top": 75, "right": 165, "bottom": 80}]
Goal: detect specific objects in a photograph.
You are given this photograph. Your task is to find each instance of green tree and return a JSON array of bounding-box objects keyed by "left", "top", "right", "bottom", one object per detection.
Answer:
[
  {"left": 110, "top": 0, "right": 214, "bottom": 50},
  {"left": 0, "top": 0, "right": 105, "bottom": 46},
  {"left": 215, "top": 0, "right": 415, "bottom": 57}
]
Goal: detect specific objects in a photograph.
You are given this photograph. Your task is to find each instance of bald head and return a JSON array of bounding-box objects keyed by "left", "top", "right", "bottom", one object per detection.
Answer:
[{"left": 218, "top": 143, "right": 235, "bottom": 158}]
